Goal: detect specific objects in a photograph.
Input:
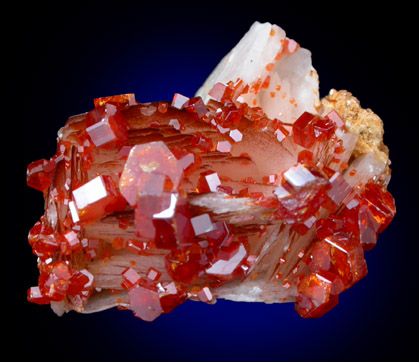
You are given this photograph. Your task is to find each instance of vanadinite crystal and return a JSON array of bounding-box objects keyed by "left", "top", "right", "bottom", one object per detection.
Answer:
[{"left": 26, "top": 21, "right": 395, "bottom": 321}]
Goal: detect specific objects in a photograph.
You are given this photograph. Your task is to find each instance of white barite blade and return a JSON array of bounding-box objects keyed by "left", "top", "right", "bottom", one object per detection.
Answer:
[{"left": 195, "top": 21, "right": 320, "bottom": 123}]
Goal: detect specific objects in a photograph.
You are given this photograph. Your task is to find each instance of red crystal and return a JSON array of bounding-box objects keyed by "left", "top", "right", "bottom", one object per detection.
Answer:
[
  {"left": 216, "top": 123, "right": 230, "bottom": 134},
  {"left": 216, "top": 140, "right": 232, "bottom": 153},
  {"left": 160, "top": 282, "right": 187, "bottom": 313},
  {"left": 293, "top": 112, "right": 335, "bottom": 148},
  {"left": 215, "top": 241, "right": 241, "bottom": 260},
  {"left": 93, "top": 93, "right": 136, "bottom": 108},
  {"left": 151, "top": 219, "right": 176, "bottom": 250},
  {"left": 283, "top": 163, "right": 317, "bottom": 188},
  {"left": 215, "top": 103, "right": 242, "bottom": 127},
  {"left": 358, "top": 204, "right": 380, "bottom": 250},
  {"left": 70, "top": 175, "right": 125, "bottom": 225},
  {"left": 326, "top": 110, "right": 345, "bottom": 128},
  {"left": 121, "top": 267, "right": 142, "bottom": 290},
  {"left": 166, "top": 244, "right": 209, "bottom": 284},
  {"left": 324, "top": 234, "right": 367, "bottom": 286},
  {"left": 126, "top": 239, "right": 149, "bottom": 255},
  {"left": 158, "top": 102, "right": 169, "bottom": 113},
  {"left": 206, "top": 243, "right": 247, "bottom": 279},
  {"left": 316, "top": 215, "right": 344, "bottom": 240},
  {"left": 112, "top": 237, "right": 124, "bottom": 250},
  {"left": 209, "top": 83, "right": 234, "bottom": 103},
  {"left": 197, "top": 171, "right": 221, "bottom": 193},
  {"left": 119, "top": 141, "right": 183, "bottom": 206},
  {"left": 146, "top": 267, "right": 161, "bottom": 282},
  {"left": 229, "top": 129, "right": 243, "bottom": 142},
  {"left": 170, "top": 146, "right": 201, "bottom": 176},
  {"left": 206, "top": 221, "right": 232, "bottom": 247},
  {"left": 282, "top": 37, "right": 300, "bottom": 54},
  {"left": 39, "top": 261, "right": 73, "bottom": 302},
  {"left": 169, "top": 118, "right": 185, "bottom": 131},
  {"left": 274, "top": 125, "right": 289, "bottom": 142},
  {"left": 363, "top": 182, "right": 396, "bottom": 233},
  {"left": 293, "top": 112, "right": 317, "bottom": 148},
  {"left": 31, "top": 225, "right": 60, "bottom": 261},
  {"left": 197, "top": 287, "right": 214, "bottom": 302},
  {"left": 184, "top": 97, "right": 210, "bottom": 119},
  {"left": 190, "top": 214, "right": 214, "bottom": 236},
  {"left": 27, "top": 159, "right": 54, "bottom": 192},
  {"left": 295, "top": 272, "right": 339, "bottom": 318},
  {"left": 128, "top": 285, "right": 163, "bottom": 322},
  {"left": 61, "top": 230, "right": 82, "bottom": 255},
  {"left": 27, "top": 286, "right": 50, "bottom": 305},
  {"left": 313, "top": 117, "right": 336, "bottom": 142},
  {"left": 262, "top": 174, "right": 278, "bottom": 185},
  {"left": 67, "top": 269, "right": 94, "bottom": 296},
  {"left": 171, "top": 93, "right": 189, "bottom": 109},
  {"left": 85, "top": 104, "right": 128, "bottom": 148},
  {"left": 297, "top": 150, "right": 314, "bottom": 165},
  {"left": 191, "top": 132, "right": 214, "bottom": 152},
  {"left": 28, "top": 221, "right": 43, "bottom": 246}
]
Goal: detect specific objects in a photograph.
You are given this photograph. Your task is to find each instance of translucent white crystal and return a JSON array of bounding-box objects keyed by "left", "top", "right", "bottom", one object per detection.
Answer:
[
  {"left": 196, "top": 21, "right": 320, "bottom": 122},
  {"left": 344, "top": 152, "right": 386, "bottom": 187}
]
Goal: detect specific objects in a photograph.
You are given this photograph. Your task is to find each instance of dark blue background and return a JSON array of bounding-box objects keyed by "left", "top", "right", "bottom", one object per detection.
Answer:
[{"left": 15, "top": 1, "right": 415, "bottom": 361}]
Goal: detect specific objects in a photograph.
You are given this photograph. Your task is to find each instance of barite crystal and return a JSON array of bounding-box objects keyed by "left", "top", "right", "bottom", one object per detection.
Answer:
[{"left": 26, "top": 21, "right": 395, "bottom": 321}]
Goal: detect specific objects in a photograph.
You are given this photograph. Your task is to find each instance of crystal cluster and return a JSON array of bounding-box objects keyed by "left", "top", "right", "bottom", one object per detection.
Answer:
[{"left": 26, "top": 22, "right": 395, "bottom": 320}]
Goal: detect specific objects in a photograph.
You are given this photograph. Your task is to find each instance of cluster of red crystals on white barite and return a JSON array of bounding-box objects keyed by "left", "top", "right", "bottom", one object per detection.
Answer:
[{"left": 26, "top": 80, "right": 395, "bottom": 320}]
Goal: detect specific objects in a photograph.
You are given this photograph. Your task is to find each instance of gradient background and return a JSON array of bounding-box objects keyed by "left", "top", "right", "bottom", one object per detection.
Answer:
[{"left": 15, "top": 1, "right": 415, "bottom": 361}]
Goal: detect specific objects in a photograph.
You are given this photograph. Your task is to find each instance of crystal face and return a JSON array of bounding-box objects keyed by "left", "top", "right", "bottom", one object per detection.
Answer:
[{"left": 26, "top": 21, "right": 395, "bottom": 321}]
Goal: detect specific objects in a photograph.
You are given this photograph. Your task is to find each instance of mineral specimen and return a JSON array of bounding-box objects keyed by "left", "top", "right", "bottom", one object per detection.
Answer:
[{"left": 26, "top": 21, "right": 395, "bottom": 320}]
